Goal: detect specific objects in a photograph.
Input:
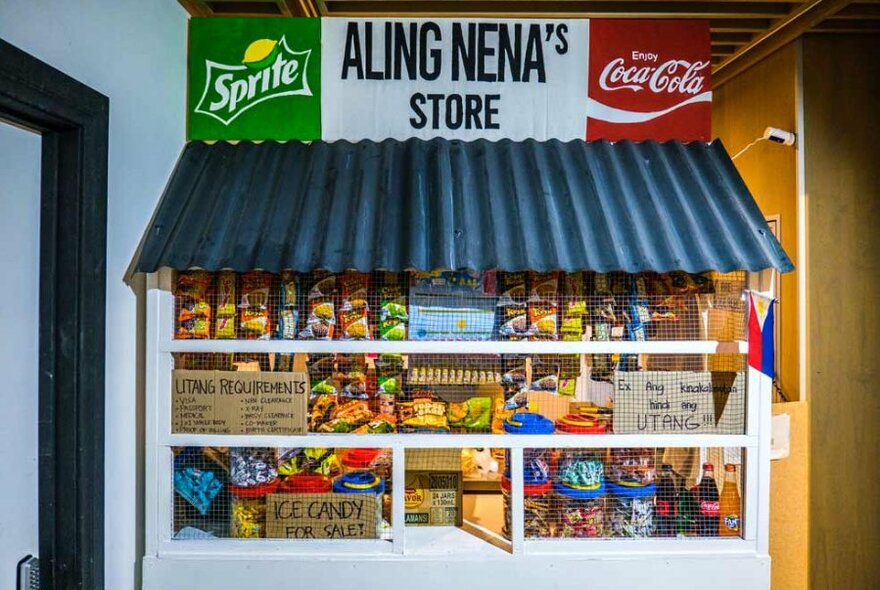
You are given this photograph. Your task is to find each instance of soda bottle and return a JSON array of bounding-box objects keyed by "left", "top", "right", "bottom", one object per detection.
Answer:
[
  {"left": 675, "top": 478, "right": 697, "bottom": 536},
  {"left": 718, "top": 463, "right": 742, "bottom": 537},
  {"left": 696, "top": 463, "right": 720, "bottom": 536},
  {"left": 655, "top": 464, "right": 677, "bottom": 537}
]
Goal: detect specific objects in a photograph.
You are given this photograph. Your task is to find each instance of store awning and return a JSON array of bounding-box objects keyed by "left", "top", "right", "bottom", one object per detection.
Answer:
[{"left": 133, "top": 138, "right": 793, "bottom": 274}]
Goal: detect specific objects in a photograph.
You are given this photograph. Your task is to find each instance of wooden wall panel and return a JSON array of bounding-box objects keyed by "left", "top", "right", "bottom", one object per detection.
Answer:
[
  {"left": 712, "top": 44, "right": 800, "bottom": 402},
  {"left": 803, "top": 34, "right": 880, "bottom": 590}
]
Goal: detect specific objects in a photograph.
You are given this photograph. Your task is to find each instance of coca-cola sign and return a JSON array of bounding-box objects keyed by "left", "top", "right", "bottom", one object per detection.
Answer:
[{"left": 587, "top": 20, "right": 712, "bottom": 142}]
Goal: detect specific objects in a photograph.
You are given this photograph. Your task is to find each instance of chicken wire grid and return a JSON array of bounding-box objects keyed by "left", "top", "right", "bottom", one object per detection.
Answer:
[
  {"left": 510, "top": 447, "right": 745, "bottom": 541},
  {"left": 170, "top": 353, "right": 747, "bottom": 436},
  {"left": 172, "top": 446, "right": 394, "bottom": 541},
  {"left": 172, "top": 269, "right": 747, "bottom": 343}
]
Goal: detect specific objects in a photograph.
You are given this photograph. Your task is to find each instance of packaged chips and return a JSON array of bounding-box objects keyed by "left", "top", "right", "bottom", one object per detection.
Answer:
[
  {"left": 214, "top": 271, "right": 237, "bottom": 339},
  {"left": 239, "top": 272, "right": 272, "bottom": 339},
  {"left": 278, "top": 271, "right": 299, "bottom": 339},
  {"left": 528, "top": 272, "right": 559, "bottom": 340},
  {"left": 560, "top": 272, "right": 586, "bottom": 341},
  {"left": 497, "top": 272, "right": 529, "bottom": 340},
  {"left": 175, "top": 271, "right": 212, "bottom": 339},
  {"left": 377, "top": 271, "right": 408, "bottom": 341},
  {"left": 338, "top": 272, "right": 371, "bottom": 340},
  {"left": 299, "top": 272, "right": 336, "bottom": 340}
]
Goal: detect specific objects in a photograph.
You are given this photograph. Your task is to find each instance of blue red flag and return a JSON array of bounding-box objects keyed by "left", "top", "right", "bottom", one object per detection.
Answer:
[{"left": 748, "top": 292, "right": 776, "bottom": 378}]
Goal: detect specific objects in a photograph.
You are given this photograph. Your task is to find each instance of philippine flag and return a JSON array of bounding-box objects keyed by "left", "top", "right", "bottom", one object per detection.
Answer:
[{"left": 748, "top": 292, "right": 776, "bottom": 378}]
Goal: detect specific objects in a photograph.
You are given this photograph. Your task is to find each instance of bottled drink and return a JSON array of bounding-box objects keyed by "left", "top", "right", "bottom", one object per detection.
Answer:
[
  {"left": 718, "top": 463, "right": 742, "bottom": 537},
  {"left": 675, "top": 479, "right": 697, "bottom": 536},
  {"left": 655, "top": 463, "right": 677, "bottom": 537},
  {"left": 696, "top": 463, "right": 720, "bottom": 537}
]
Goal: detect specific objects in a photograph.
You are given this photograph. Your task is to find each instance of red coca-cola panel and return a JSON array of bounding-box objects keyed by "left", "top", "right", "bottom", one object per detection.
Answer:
[{"left": 587, "top": 20, "right": 712, "bottom": 142}]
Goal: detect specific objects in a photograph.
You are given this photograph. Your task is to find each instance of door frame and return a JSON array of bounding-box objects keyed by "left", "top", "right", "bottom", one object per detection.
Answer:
[{"left": 0, "top": 39, "right": 108, "bottom": 589}]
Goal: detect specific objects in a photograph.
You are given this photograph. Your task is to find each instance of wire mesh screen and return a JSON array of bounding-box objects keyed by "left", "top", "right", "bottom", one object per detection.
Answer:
[
  {"left": 173, "top": 270, "right": 747, "bottom": 342},
  {"left": 515, "top": 447, "right": 745, "bottom": 540},
  {"left": 172, "top": 446, "right": 393, "bottom": 541},
  {"left": 171, "top": 353, "right": 746, "bottom": 435}
]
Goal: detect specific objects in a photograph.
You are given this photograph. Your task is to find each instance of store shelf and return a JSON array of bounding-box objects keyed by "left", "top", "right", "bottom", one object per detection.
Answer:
[
  {"left": 405, "top": 525, "right": 511, "bottom": 557},
  {"left": 463, "top": 478, "right": 502, "bottom": 493},
  {"left": 161, "top": 339, "right": 748, "bottom": 355},
  {"left": 164, "top": 432, "right": 758, "bottom": 449}
]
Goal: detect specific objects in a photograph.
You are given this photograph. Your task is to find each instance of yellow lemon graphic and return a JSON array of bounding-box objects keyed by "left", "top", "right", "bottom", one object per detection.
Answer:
[{"left": 242, "top": 39, "right": 279, "bottom": 69}]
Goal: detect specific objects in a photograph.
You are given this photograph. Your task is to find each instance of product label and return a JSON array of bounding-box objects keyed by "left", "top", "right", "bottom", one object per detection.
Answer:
[
  {"left": 699, "top": 500, "right": 720, "bottom": 516},
  {"left": 723, "top": 515, "right": 741, "bottom": 531},
  {"left": 656, "top": 499, "right": 676, "bottom": 517}
]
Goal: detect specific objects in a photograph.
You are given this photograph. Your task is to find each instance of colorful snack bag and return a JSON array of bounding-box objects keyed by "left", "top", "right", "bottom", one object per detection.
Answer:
[
  {"left": 447, "top": 397, "right": 492, "bottom": 431},
  {"left": 318, "top": 399, "right": 374, "bottom": 433},
  {"left": 528, "top": 272, "right": 559, "bottom": 340},
  {"left": 502, "top": 355, "right": 529, "bottom": 411},
  {"left": 590, "top": 273, "right": 616, "bottom": 381},
  {"left": 377, "top": 271, "right": 408, "bottom": 341},
  {"left": 175, "top": 271, "right": 212, "bottom": 339},
  {"left": 338, "top": 272, "right": 371, "bottom": 340},
  {"left": 307, "top": 354, "right": 337, "bottom": 431},
  {"left": 336, "top": 354, "right": 368, "bottom": 400},
  {"left": 496, "top": 272, "right": 529, "bottom": 340},
  {"left": 278, "top": 271, "right": 299, "bottom": 339},
  {"left": 560, "top": 272, "right": 586, "bottom": 341},
  {"left": 398, "top": 399, "right": 449, "bottom": 433},
  {"left": 239, "top": 271, "right": 272, "bottom": 339},
  {"left": 558, "top": 355, "right": 580, "bottom": 397},
  {"left": 213, "top": 271, "right": 237, "bottom": 339},
  {"left": 299, "top": 272, "right": 336, "bottom": 340},
  {"left": 530, "top": 355, "right": 560, "bottom": 394}
]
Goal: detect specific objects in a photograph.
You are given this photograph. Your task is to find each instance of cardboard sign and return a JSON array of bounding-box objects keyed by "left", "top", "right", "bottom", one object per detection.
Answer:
[
  {"left": 613, "top": 371, "right": 745, "bottom": 434},
  {"left": 172, "top": 370, "right": 307, "bottom": 434},
  {"left": 265, "top": 493, "right": 377, "bottom": 539},
  {"left": 586, "top": 20, "right": 711, "bottom": 141},
  {"left": 404, "top": 449, "right": 463, "bottom": 526},
  {"left": 187, "top": 17, "right": 710, "bottom": 142}
]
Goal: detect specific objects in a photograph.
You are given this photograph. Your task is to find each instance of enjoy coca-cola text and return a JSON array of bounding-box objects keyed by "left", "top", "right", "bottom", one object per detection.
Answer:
[{"left": 598, "top": 57, "right": 709, "bottom": 95}]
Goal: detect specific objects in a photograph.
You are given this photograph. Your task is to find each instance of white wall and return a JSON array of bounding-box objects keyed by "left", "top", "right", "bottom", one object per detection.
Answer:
[
  {"left": 0, "top": 1, "right": 187, "bottom": 588},
  {"left": 0, "top": 122, "right": 41, "bottom": 589}
]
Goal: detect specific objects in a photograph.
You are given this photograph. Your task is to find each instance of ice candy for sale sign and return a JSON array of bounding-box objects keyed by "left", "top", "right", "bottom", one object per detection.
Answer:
[
  {"left": 187, "top": 17, "right": 711, "bottom": 142},
  {"left": 586, "top": 20, "right": 712, "bottom": 142}
]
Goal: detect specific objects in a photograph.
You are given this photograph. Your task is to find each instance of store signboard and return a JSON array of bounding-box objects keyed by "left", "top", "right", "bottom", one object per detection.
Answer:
[
  {"left": 171, "top": 370, "right": 308, "bottom": 434},
  {"left": 187, "top": 17, "right": 710, "bottom": 142},
  {"left": 613, "top": 371, "right": 745, "bottom": 434},
  {"left": 265, "top": 493, "right": 377, "bottom": 539}
]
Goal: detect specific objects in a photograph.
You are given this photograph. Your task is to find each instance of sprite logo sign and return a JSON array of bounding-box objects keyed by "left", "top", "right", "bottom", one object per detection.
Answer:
[
  {"left": 195, "top": 37, "right": 313, "bottom": 126},
  {"left": 188, "top": 18, "right": 321, "bottom": 140}
]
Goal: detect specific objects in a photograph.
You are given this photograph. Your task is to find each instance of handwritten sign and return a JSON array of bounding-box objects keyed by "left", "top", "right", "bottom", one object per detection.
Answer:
[
  {"left": 265, "top": 493, "right": 377, "bottom": 539},
  {"left": 613, "top": 371, "right": 745, "bottom": 434},
  {"left": 172, "top": 370, "right": 307, "bottom": 434}
]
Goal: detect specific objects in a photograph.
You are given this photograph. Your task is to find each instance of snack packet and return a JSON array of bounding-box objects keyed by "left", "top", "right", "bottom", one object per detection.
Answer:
[
  {"left": 530, "top": 355, "right": 560, "bottom": 394},
  {"left": 214, "top": 271, "right": 237, "bottom": 339},
  {"left": 299, "top": 272, "right": 336, "bottom": 339},
  {"left": 447, "top": 397, "right": 492, "bottom": 431},
  {"left": 352, "top": 414, "right": 397, "bottom": 434},
  {"left": 307, "top": 354, "right": 337, "bottom": 431},
  {"left": 336, "top": 354, "right": 368, "bottom": 400},
  {"left": 560, "top": 272, "right": 586, "bottom": 341},
  {"left": 377, "top": 271, "right": 408, "bottom": 340},
  {"left": 496, "top": 272, "right": 529, "bottom": 340},
  {"left": 175, "top": 271, "right": 212, "bottom": 339},
  {"left": 278, "top": 271, "right": 299, "bottom": 339},
  {"left": 528, "top": 271, "right": 559, "bottom": 340},
  {"left": 239, "top": 272, "right": 272, "bottom": 339},
  {"left": 318, "top": 399, "right": 373, "bottom": 433},
  {"left": 338, "top": 272, "right": 371, "bottom": 340},
  {"left": 398, "top": 399, "right": 449, "bottom": 433}
]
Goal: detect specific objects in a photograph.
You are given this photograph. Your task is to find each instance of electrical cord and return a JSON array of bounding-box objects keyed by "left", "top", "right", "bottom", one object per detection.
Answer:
[{"left": 731, "top": 136, "right": 766, "bottom": 161}]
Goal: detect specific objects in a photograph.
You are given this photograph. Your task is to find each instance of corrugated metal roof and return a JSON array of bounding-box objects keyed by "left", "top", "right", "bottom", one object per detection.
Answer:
[{"left": 134, "top": 138, "right": 793, "bottom": 274}]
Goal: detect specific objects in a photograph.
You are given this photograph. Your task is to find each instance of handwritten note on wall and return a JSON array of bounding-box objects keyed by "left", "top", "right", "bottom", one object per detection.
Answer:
[
  {"left": 172, "top": 370, "right": 307, "bottom": 434},
  {"left": 613, "top": 371, "right": 745, "bottom": 434}
]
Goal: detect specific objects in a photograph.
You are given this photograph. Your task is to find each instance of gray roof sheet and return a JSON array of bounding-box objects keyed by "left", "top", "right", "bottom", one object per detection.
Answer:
[{"left": 134, "top": 138, "right": 793, "bottom": 274}]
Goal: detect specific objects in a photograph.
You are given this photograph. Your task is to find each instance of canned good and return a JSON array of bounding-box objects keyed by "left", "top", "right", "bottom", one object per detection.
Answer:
[{"left": 607, "top": 482, "right": 656, "bottom": 538}]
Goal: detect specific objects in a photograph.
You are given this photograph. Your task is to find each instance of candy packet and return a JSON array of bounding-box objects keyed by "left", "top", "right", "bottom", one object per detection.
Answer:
[
  {"left": 398, "top": 399, "right": 449, "bottom": 433},
  {"left": 336, "top": 354, "right": 368, "bottom": 400},
  {"left": 560, "top": 272, "right": 586, "bottom": 341},
  {"left": 447, "top": 397, "right": 492, "bottom": 431}
]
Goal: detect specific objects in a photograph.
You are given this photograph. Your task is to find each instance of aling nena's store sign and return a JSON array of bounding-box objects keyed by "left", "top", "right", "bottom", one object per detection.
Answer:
[{"left": 188, "top": 17, "right": 711, "bottom": 142}]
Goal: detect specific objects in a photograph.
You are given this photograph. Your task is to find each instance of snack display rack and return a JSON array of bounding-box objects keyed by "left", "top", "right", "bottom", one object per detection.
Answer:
[{"left": 143, "top": 266, "right": 773, "bottom": 589}]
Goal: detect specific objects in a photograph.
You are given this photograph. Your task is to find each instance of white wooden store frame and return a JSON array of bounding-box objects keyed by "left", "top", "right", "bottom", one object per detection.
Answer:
[{"left": 142, "top": 268, "right": 773, "bottom": 590}]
